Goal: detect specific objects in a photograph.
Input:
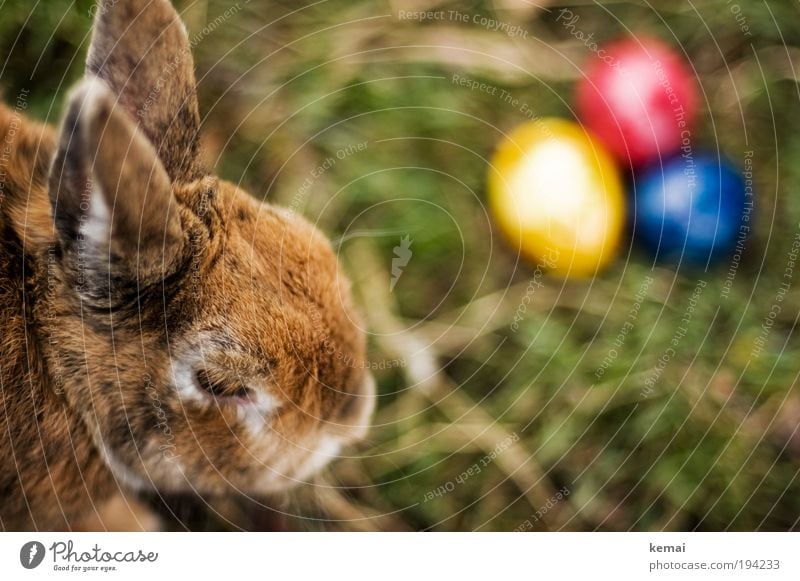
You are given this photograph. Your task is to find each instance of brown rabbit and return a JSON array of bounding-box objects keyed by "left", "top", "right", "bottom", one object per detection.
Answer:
[{"left": 0, "top": 0, "right": 375, "bottom": 531}]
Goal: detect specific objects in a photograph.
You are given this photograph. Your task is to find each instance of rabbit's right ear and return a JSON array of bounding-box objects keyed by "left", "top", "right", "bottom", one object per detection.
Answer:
[
  {"left": 86, "top": 0, "right": 201, "bottom": 182},
  {"left": 48, "top": 78, "right": 184, "bottom": 292}
]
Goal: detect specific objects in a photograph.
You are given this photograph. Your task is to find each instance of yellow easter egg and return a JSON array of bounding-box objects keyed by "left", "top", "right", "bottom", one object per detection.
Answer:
[{"left": 488, "top": 118, "right": 625, "bottom": 277}]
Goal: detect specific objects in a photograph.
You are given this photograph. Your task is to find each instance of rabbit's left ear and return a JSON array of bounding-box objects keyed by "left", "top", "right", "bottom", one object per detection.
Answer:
[
  {"left": 49, "top": 78, "right": 184, "bottom": 291},
  {"left": 86, "top": 0, "right": 201, "bottom": 182}
]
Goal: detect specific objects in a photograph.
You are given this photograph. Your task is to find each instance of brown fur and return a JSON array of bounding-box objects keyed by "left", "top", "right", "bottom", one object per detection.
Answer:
[{"left": 0, "top": 0, "right": 373, "bottom": 531}]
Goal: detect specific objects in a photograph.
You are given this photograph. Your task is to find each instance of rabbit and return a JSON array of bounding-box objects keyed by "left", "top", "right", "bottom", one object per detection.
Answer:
[{"left": 0, "top": 0, "right": 375, "bottom": 531}]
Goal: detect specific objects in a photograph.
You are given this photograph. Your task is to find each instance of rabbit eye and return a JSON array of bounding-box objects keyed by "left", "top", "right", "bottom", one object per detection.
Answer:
[{"left": 195, "top": 368, "right": 252, "bottom": 399}]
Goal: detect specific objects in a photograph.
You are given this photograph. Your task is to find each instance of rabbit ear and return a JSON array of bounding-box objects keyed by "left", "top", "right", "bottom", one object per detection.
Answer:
[
  {"left": 49, "top": 77, "right": 184, "bottom": 292},
  {"left": 86, "top": 0, "right": 201, "bottom": 182}
]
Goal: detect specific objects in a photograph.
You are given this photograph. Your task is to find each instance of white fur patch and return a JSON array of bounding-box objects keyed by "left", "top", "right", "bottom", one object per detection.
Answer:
[
  {"left": 95, "top": 433, "right": 189, "bottom": 494},
  {"left": 80, "top": 186, "right": 111, "bottom": 245},
  {"left": 75, "top": 78, "right": 116, "bottom": 247},
  {"left": 252, "top": 435, "right": 343, "bottom": 493},
  {"left": 236, "top": 389, "right": 277, "bottom": 434},
  {"left": 171, "top": 356, "right": 207, "bottom": 404},
  {"left": 96, "top": 438, "right": 152, "bottom": 493},
  {"left": 303, "top": 436, "right": 342, "bottom": 477}
]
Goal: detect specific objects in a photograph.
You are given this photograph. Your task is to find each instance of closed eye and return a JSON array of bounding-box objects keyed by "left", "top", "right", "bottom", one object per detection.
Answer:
[{"left": 195, "top": 368, "right": 253, "bottom": 399}]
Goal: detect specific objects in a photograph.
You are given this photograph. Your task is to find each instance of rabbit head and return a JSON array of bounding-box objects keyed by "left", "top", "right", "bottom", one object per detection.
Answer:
[{"left": 41, "top": 0, "right": 374, "bottom": 496}]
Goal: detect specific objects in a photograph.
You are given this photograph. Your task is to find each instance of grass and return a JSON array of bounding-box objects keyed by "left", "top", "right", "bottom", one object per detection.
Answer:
[{"left": 2, "top": 0, "right": 800, "bottom": 530}]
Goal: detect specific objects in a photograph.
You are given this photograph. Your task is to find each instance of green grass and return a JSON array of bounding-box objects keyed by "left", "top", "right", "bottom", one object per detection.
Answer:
[{"left": 3, "top": 0, "right": 799, "bottom": 530}]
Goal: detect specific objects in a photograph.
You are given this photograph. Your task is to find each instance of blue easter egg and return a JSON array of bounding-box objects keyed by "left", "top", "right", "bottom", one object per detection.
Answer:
[{"left": 633, "top": 153, "right": 748, "bottom": 265}]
